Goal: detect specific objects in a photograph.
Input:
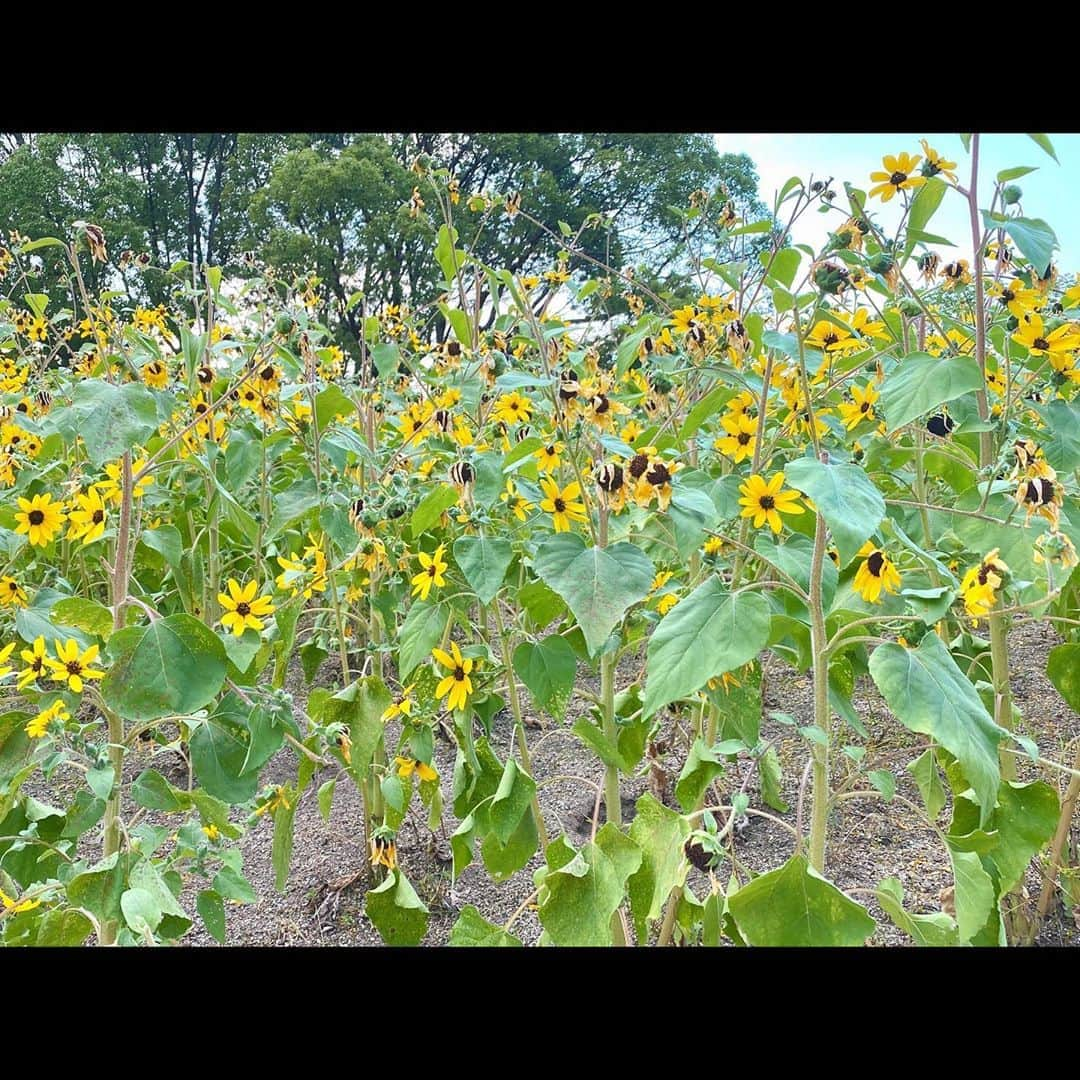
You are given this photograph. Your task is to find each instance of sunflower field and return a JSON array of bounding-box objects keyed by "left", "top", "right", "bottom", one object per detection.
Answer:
[{"left": 1, "top": 133, "right": 1079, "bottom": 948}]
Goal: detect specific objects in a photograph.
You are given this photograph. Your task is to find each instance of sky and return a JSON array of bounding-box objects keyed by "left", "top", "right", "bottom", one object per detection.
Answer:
[{"left": 713, "top": 133, "right": 1079, "bottom": 269}]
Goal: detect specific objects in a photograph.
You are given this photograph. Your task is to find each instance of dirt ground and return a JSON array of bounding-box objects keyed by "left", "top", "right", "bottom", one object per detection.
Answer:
[
  {"left": 27, "top": 619, "right": 1080, "bottom": 946},
  {"left": 180, "top": 618, "right": 1080, "bottom": 947}
]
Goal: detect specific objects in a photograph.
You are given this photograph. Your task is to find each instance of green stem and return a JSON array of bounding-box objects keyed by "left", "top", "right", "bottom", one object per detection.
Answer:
[{"left": 808, "top": 499, "right": 830, "bottom": 874}]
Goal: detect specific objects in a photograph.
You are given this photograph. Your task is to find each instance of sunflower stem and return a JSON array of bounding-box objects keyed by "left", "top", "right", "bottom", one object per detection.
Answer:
[{"left": 808, "top": 497, "right": 831, "bottom": 874}]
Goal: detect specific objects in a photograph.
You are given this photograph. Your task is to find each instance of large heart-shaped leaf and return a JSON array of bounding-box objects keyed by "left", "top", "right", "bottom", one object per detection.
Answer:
[
  {"left": 533, "top": 534, "right": 654, "bottom": 656},
  {"left": 642, "top": 578, "right": 770, "bottom": 718},
  {"left": 453, "top": 535, "right": 513, "bottom": 605},
  {"left": 785, "top": 457, "right": 885, "bottom": 568},
  {"left": 879, "top": 353, "right": 985, "bottom": 433}
]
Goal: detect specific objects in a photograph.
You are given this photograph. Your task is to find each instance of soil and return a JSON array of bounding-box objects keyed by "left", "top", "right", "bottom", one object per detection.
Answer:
[{"left": 28, "top": 619, "right": 1080, "bottom": 947}]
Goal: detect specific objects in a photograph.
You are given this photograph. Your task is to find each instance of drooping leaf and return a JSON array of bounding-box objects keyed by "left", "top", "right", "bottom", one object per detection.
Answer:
[
  {"left": 448, "top": 905, "right": 522, "bottom": 947},
  {"left": 870, "top": 634, "right": 1003, "bottom": 826},
  {"left": 627, "top": 793, "right": 690, "bottom": 941},
  {"left": 365, "top": 869, "right": 429, "bottom": 946}
]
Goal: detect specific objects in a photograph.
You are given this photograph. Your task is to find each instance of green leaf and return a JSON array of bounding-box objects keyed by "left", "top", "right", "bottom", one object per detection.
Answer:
[
  {"left": 948, "top": 846, "right": 996, "bottom": 944},
  {"left": 675, "top": 738, "right": 726, "bottom": 812},
  {"left": 869, "top": 634, "right": 1003, "bottom": 827},
  {"left": 982, "top": 211, "right": 1057, "bottom": 271},
  {"left": 489, "top": 759, "right": 536, "bottom": 845},
  {"left": 397, "top": 601, "right": 448, "bottom": 681},
  {"left": 365, "top": 869, "right": 429, "bottom": 946},
  {"left": 101, "top": 613, "right": 226, "bottom": 721},
  {"left": 668, "top": 483, "right": 720, "bottom": 560},
  {"left": 264, "top": 476, "right": 320, "bottom": 539},
  {"left": 439, "top": 303, "right": 472, "bottom": 348},
  {"left": 448, "top": 905, "right": 522, "bottom": 946},
  {"left": 784, "top": 457, "right": 885, "bottom": 569},
  {"left": 627, "top": 792, "right": 690, "bottom": 941},
  {"left": 141, "top": 525, "right": 183, "bottom": 570},
  {"left": 868, "top": 770, "right": 896, "bottom": 802},
  {"left": 481, "top": 808, "right": 538, "bottom": 882},
  {"left": 1026, "top": 134, "right": 1058, "bottom": 163},
  {"left": 221, "top": 628, "right": 262, "bottom": 676},
  {"left": 317, "top": 779, "right": 336, "bottom": 822},
  {"left": 879, "top": 353, "right": 984, "bottom": 434},
  {"left": 453, "top": 535, "right": 513, "bottom": 605},
  {"left": 728, "top": 854, "right": 875, "bottom": 946},
  {"left": 86, "top": 764, "right": 115, "bottom": 801},
  {"left": 121, "top": 888, "right": 162, "bottom": 935},
  {"left": 763, "top": 248, "right": 800, "bottom": 288},
  {"left": 907, "top": 177, "right": 947, "bottom": 236},
  {"left": 51, "top": 597, "right": 113, "bottom": 639},
  {"left": 314, "top": 385, "right": 356, "bottom": 429},
  {"left": 1048, "top": 643, "right": 1080, "bottom": 712},
  {"left": 35, "top": 907, "right": 94, "bottom": 947},
  {"left": 67, "top": 852, "right": 131, "bottom": 928},
  {"left": 197, "top": 889, "right": 227, "bottom": 944},
  {"left": 990, "top": 781, "right": 1059, "bottom": 895},
  {"left": 131, "top": 769, "right": 190, "bottom": 812},
  {"left": 996, "top": 166, "right": 1038, "bottom": 183},
  {"left": 213, "top": 865, "right": 256, "bottom": 904},
  {"left": 323, "top": 677, "right": 392, "bottom": 782},
  {"left": 518, "top": 580, "right": 565, "bottom": 630},
  {"left": 411, "top": 484, "right": 459, "bottom": 538},
  {"left": 189, "top": 694, "right": 260, "bottom": 804},
  {"left": 907, "top": 748, "right": 946, "bottom": 821},
  {"left": 643, "top": 579, "right": 770, "bottom": 718},
  {"left": 1038, "top": 401, "right": 1080, "bottom": 473},
  {"left": 512, "top": 636, "right": 576, "bottom": 721},
  {"left": 538, "top": 827, "right": 641, "bottom": 947},
  {"left": 65, "top": 380, "right": 158, "bottom": 467},
  {"left": 759, "top": 746, "right": 790, "bottom": 813},
  {"left": 875, "top": 877, "right": 958, "bottom": 947},
  {"left": 533, "top": 534, "right": 654, "bottom": 657},
  {"left": 18, "top": 236, "right": 66, "bottom": 254}
]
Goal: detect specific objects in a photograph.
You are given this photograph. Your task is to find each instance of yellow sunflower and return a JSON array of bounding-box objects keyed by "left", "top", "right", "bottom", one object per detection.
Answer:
[
  {"left": 218, "top": 579, "right": 276, "bottom": 636},
  {"left": 66, "top": 487, "right": 109, "bottom": 545},
  {"left": 411, "top": 543, "right": 448, "bottom": 602},
  {"left": 15, "top": 492, "right": 66, "bottom": 547},
  {"left": 539, "top": 478, "right": 588, "bottom": 533},
  {"left": 46, "top": 639, "right": 105, "bottom": 693},
  {"left": 738, "top": 472, "right": 805, "bottom": 534},
  {"left": 432, "top": 641, "right": 474, "bottom": 713},
  {"left": 852, "top": 542, "right": 902, "bottom": 604},
  {"left": 869, "top": 152, "right": 928, "bottom": 203}
]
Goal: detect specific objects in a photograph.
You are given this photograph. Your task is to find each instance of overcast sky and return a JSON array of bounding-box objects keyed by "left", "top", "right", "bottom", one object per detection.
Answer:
[{"left": 713, "top": 133, "right": 1078, "bottom": 269}]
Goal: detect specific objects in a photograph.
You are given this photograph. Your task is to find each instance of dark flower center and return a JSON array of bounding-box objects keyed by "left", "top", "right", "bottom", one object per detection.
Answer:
[
  {"left": 453, "top": 666, "right": 465, "bottom": 681},
  {"left": 823, "top": 333, "right": 838, "bottom": 346},
  {"left": 28, "top": 510, "right": 44, "bottom": 525},
  {"left": 628, "top": 454, "right": 649, "bottom": 478},
  {"left": 889, "top": 171, "right": 908, "bottom": 186},
  {"left": 860, "top": 401, "right": 870, "bottom": 412},
  {"left": 759, "top": 495, "right": 775, "bottom": 510},
  {"left": 554, "top": 498, "right": 566, "bottom": 513},
  {"left": 92, "top": 509, "right": 103, "bottom": 524},
  {"left": 236, "top": 602, "right": 251, "bottom": 616},
  {"left": 1033, "top": 337, "right": 1050, "bottom": 351},
  {"left": 867, "top": 551, "right": 885, "bottom": 577},
  {"left": 737, "top": 432, "right": 751, "bottom": 445},
  {"left": 427, "top": 566, "right": 437, "bottom": 578},
  {"left": 66, "top": 660, "right": 82, "bottom": 675},
  {"left": 647, "top": 463, "right": 671, "bottom": 485}
]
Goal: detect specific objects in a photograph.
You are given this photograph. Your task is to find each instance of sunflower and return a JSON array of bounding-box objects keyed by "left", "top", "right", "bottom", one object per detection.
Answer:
[
  {"left": 26, "top": 699, "right": 69, "bottom": 739},
  {"left": 66, "top": 487, "right": 109, "bottom": 546},
  {"left": 838, "top": 308, "right": 889, "bottom": 341},
  {"left": 0, "top": 576, "right": 27, "bottom": 607},
  {"left": 539, "top": 478, "right": 587, "bottom": 533},
  {"left": 869, "top": 152, "right": 928, "bottom": 202},
  {"left": 714, "top": 411, "right": 758, "bottom": 464},
  {"left": 988, "top": 279, "right": 1041, "bottom": 320},
  {"left": 381, "top": 684, "right": 416, "bottom": 722},
  {"left": 369, "top": 833, "right": 398, "bottom": 870},
  {"left": 852, "top": 542, "right": 902, "bottom": 603},
  {"left": 1014, "top": 475, "right": 1062, "bottom": 527},
  {"left": 1012, "top": 313, "right": 1080, "bottom": 359},
  {"left": 500, "top": 479, "right": 534, "bottom": 522},
  {"left": 738, "top": 473, "right": 805, "bottom": 534},
  {"left": 15, "top": 493, "right": 66, "bottom": 547},
  {"left": 18, "top": 635, "right": 48, "bottom": 690},
  {"left": 960, "top": 549, "right": 1008, "bottom": 623},
  {"left": 395, "top": 755, "right": 438, "bottom": 782},
  {"left": 46, "top": 639, "right": 105, "bottom": 693},
  {"left": 491, "top": 392, "right": 533, "bottom": 426},
  {"left": 432, "top": 641, "right": 474, "bottom": 714},
  {"left": 919, "top": 140, "right": 958, "bottom": 184},
  {"left": 218, "top": 579, "right": 276, "bottom": 636},
  {"left": 0, "top": 641, "right": 14, "bottom": 680},
  {"left": 141, "top": 360, "right": 169, "bottom": 389},
  {"left": 94, "top": 457, "right": 153, "bottom": 504},
  {"left": 838, "top": 383, "right": 880, "bottom": 431},
  {"left": 533, "top": 441, "right": 564, "bottom": 474},
  {"left": 411, "top": 543, "right": 448, "bottom": 602},
  {"left": 805, "top": 320, "right": 863, "bottom": 355}
]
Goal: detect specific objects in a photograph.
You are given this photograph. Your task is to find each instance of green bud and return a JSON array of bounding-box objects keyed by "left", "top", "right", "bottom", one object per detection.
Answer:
[{"left": 1001, "top": 185, "right": 1022, "bottom": 206}]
